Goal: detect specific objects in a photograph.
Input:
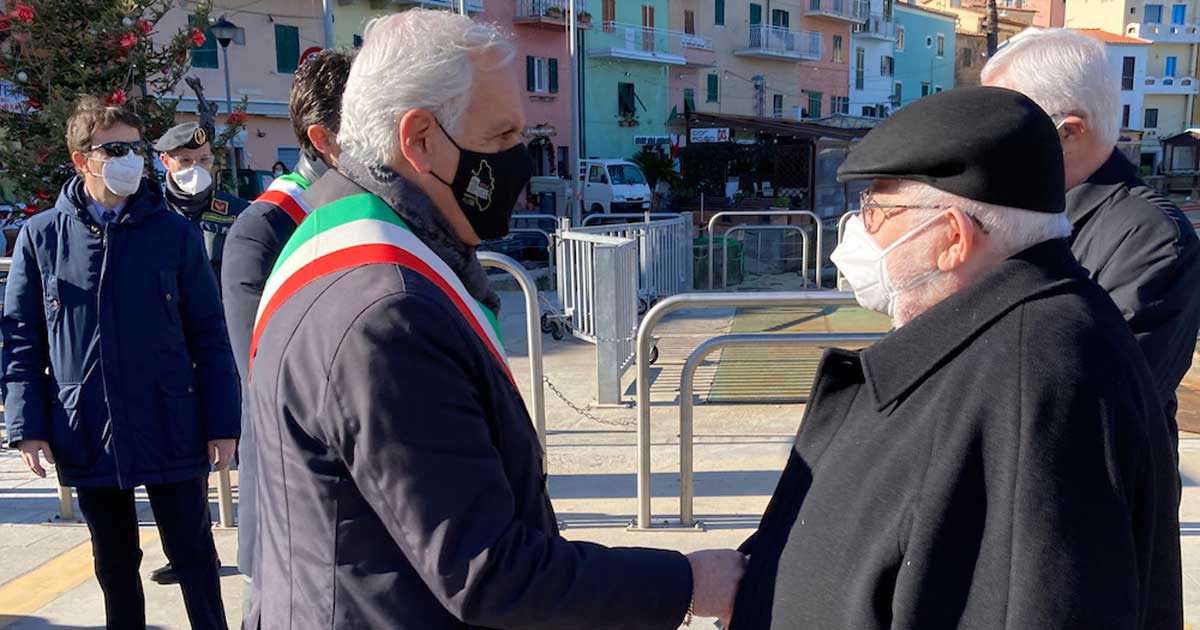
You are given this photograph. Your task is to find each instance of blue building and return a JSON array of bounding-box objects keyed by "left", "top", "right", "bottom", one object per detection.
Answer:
[{"left": 892, "top": 2, "right": 956, "bottom": 110}]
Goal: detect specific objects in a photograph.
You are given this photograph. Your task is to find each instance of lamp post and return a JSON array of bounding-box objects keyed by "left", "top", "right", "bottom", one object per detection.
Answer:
[{"left": 210, "top": 16, "right": 240, "bottom": 193}]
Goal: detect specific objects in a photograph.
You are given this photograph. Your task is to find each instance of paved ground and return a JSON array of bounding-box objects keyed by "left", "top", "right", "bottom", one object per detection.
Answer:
[{"left": 3, "top": 288, "right": 1200, "bottom": 629}]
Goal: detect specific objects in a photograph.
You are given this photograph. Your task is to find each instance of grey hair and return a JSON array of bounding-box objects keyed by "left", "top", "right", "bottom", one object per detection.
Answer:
[
  {"left": 895, "top": 181, "right": 1072, "bottom": 258},
  {"left": 338, "top": 9, "right": 515, "bottom": 167},
  {"left": 981, "top": 28, "right": 1120, "bottom": 147}
]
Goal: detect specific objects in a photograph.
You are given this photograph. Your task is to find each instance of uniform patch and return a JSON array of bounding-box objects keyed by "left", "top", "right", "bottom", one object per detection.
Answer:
[
  {"left": 201, "top": 212, "right": 236, "bottom": 225},
  {"left": 211, "top": 198, "right": 230, "bottom": 215}
]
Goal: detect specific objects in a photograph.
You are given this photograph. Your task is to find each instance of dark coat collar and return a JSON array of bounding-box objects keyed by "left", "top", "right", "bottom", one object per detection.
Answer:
[
  {"left": 860, "top": 239, "right": 1086, "bottom": 410},
  {"left": 54, "top": 175, "right": 165, "bottom": 226},
  {"left": 164, "top": 173, "right": 214, "bottom": 218},
  {"left": 1064, "top": 149, "right": 1139, "bottom": 230}
]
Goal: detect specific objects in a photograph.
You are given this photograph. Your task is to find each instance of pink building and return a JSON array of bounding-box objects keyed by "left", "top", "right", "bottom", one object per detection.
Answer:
[
  {"left": 482, "top": 1, "right": 586, "bottom": 177},
  {"left": 799, "top": 17, "right": 853, "bottom": 116}
]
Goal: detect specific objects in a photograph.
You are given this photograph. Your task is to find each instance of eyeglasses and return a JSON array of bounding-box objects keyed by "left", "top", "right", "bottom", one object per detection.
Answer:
[
  {"left": 859, "top": 191, "right": 989, "bottom": 234},
  {"left": 90, "top": 141, "right": 146, "bottom": 158}
]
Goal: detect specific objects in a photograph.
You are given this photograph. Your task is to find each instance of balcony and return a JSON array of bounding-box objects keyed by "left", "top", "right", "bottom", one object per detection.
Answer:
[
  {"left": 853, "top": 13, "right": 896, "bottom": 40},
  {"left": 1144, "top": 75, "right": 1200, "bottom": 94},
  {"left": 681, "top": 33, "right": 717, "bottom": 67},
  {"left": 805, "top": 0, "right": 868, "bottom": 23},
  {"left": 735, "top": 25, "right": 822, "bottom": 61},
  {"left": 588, "top": 22, "right": 688, "bottom": 65},
  {"left": 1126, "top": 21, "right": 1200, "bottom": 42},
  {"left": 387, "top": 0, "right": 486, "bottom": 12},
  {"left": 513, "top": 0, "right": 594, "bottom": 30}
]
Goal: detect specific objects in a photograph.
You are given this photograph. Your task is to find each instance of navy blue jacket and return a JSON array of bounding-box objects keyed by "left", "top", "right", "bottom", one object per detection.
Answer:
[
  {"left": 2, "top": 176, "right": 240, "bottom": 489},
  {"left": 249, "top": 171, "right": 692, "bottom": 629}
]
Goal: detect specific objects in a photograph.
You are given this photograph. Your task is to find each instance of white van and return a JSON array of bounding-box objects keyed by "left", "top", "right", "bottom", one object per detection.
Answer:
[{"left": 578, "top": 159, "right": 653, "bottom": 215}]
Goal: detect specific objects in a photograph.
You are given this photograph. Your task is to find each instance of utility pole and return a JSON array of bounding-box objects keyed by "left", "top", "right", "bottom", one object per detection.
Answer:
[
  {"left": 985, "top": 0, "right": 999, "bottom": 57},
  {"left": 568, "top": 0, "right": 583, "bottom": 224}
]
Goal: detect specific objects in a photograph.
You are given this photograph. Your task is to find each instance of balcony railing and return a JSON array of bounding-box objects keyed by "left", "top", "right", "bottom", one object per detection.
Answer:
[
  {"left": 392, "top": 0, "right": 485, "bottom": 12},
  {"left": 1126, "top": 21, "right": 1200, "bottom": 42},
  {"left": 805, "top": 0, "right": 868, "bottom": 22},
  {"left": 853, "top": 13, "right": 896, "bottom": 40},
  {"left": 589, "top": 22, "right": 690, "bottom": 65},
  {"left": 1144, "top": 75, "right": 1200, "bottom": 94},
  {"left": 513, "top": 0, "right": 593, "bottom": 28},
  {"left": 736, "top": 25, "right": 822, "bottom": 61}
]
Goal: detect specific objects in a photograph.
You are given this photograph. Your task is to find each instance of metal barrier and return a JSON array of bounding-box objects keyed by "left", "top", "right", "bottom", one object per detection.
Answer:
[
  {"left": 508, "top": 227, "right": 556, "bottom": 283},
  {"left": 478, "top": 252, "right": 547, "bottom": 463},
  {"left": 835, "top": 210, "right": 860, "bottom": 291},
  {"left": 575, "top": 213, "right": 693, "bottom": 304},
  {"left": 556, "top": 227, "right": 640, "bottom": 404},
  {"left": 581, "top": 212, "right": 679, "bottom": 227},
  {"left": 706, "top": 211, "right": 825, "bottom": 290},
  {"left": 633, "top": 291, "right": 859, "bottom": 529},
  {"left": 722, "top": 225, "right": 810, "bottom": 289},
  {"left": 677, "top": 332, "right": 882, "bottom": 527}
]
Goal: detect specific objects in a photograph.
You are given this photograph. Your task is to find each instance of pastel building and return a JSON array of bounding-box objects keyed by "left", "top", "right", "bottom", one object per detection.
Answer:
[
  {"left": 800, "top": 0, "right": 860, "bottom": 117},
  {"left": 892, "top": 2, "right": 956, "bottom": 109},
  {"left": 849, "top": 0, "right": 897, "bottom": 117}
]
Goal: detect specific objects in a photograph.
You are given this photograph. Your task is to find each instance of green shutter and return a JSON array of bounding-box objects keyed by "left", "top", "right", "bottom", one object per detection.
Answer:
[
  {"left": 750, "top": 3, "right": 762, "bottom": 25},
  {"left": 188, "top": 15, "right": 218, "bottom": 69},
  {"left": 684, "top": 88, "right": 695, "bottom": 113},
  {"left": 715, "top": 0, "right": 725, "bottom": 25},
  {"left": 706, "top": 74, "right": 719, "bottom": 102},
  {"left": 548, "top": 58, "right": 559, "bottom": 93},
  {"left": 275, "top": 24, "right": 300, "bottom": 74},
  {"left": 527, "top": 56, "right": 536, "bottom": 92},
  {"left": 808, "top": 91, "right": 822, "bottom": 118}
]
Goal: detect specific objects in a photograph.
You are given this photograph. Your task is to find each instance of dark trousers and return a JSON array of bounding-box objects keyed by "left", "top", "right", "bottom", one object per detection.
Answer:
[{"left": 76, "top": 476, "right": 228, "bottom": 630}]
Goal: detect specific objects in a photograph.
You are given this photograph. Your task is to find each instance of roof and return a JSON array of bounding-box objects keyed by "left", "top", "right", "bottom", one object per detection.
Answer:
[
  {"left": 684, "top": 112, "right": 870, "bottom": 141},
  {"left": 1071, "top": 28, "right": 1152, "bottom": 45},
  {"left": 895, "top": 2, "right": 959, "bottom": 20},
  {"left": 1161, "top": 129, "right": 1200, "bottom": 146}
]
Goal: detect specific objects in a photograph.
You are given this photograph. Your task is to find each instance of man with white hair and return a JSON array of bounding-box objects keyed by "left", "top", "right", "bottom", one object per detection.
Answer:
[
  {"left": 729, "top": 87, "right": 1181, "bottom": 629},
  {"left": 983, "top": 27, "right": 1200, "bottom": 441},
  {"left": 246, "top": 10, "right": 745, "bottom": 630}
]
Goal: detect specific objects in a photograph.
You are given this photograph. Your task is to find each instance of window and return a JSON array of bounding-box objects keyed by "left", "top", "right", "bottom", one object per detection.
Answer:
[
  {"left": 855, "top": 47, "right": 865, "bottom": 90},
  {"left": 806, "top": 90, "right": 823, "bottom": 118},
  {"left": 1122, "top": 56, "right": 1135, "bottom": 90},
  {"left": 750, "top": 3, "right": 763, "bottom": 25},
  {"left": 684, "top": 88, "right": 696, "bottom": 112},
  {"left": 642, "top": 3, "right": 655, "bottom": 28},
  {"left": 274, "top": 24, "right": 300, "bottom": 74},
  {"left": 706, "top": 73, "right": 720, "bottom": 102},
  {"left": 894, "top": 81, "right": 902, "bottom": 105},
  {"left": 936, "top": 33, "right": 945, "bottom": 57},
  {"left": 609, "top": 164, "right": 647, "bottom": 185},
  {"left": 881, "top": 55, "right": 894, "bottom": 76},
  {"left": 1145, "top": 4, "right": 1164, "bottom": 22},
  {"left": 276, "top": 147, "right": 301, "bottom": 171},
  {"left": 811, "top": 0, "right": 821, "bottom": 11},
  {"left": 618, "top": 82, "right": 637, "bottom": 116},
  {"left": 1123, "top": 104, "right": 1131, "bottom": 128},
  {"left": 588, "top": 165, "right": 606, "bottom": 183},
  {"left": 1166, "top": 55, "right": 1178, "bottom": 77},
  {"left": 352, "top": 34, "right": 363, "bottom": 48},
  {"left": 557, "top": 147, "right": 568, "bottom": 178},
  {"left": 1145, "top": 108, "right": 1159, "bottom": 128},
  {"left": 896, "top": 26, "right": 905, "bottom": 51},
  {"left": 548, "top": 58, "right": 559, "bottom": 93},
  {"left": 961, "top": 47, "right": 973, "bottom": 67},
  {"left": 527, "top": 56, "right": 546, "bottom": 92},
  {"left": 921, "top": 81, "right": 931, "bottom": 97},
  {"left": 715, "top": 0, "right": 725, "bottom": 25},
  {"left": 926, "top": 35, "right": 933, "bottom": 48},
  {"left": 832, "top": 96, "right": 849, "bottom": 114},
  {"left": 772, "top": 8, "right": 790, "bottom": 27},
  {"left": 1173, "top": 3, "right": 1186, "bottom": 23},
  {"left": 934, "top": 86, "right": 943, "bottom": 92},
  {"left": 862, "top": 105, "right": 877, "bottom": 117},
  {"left": 833, "top": 35, "right": 843, "bottom": 62},
  {"left": 602, "top": 0, "right": 615, "bottom": 29},
  {"left": 685, "top": 10, "right": 696, "bottom": 34},
  {"left": 773, "top": 94, "right": 784, "bottom": 117},
  {"left": 188, "top": 16, "right": 218, "bottom": 69}
]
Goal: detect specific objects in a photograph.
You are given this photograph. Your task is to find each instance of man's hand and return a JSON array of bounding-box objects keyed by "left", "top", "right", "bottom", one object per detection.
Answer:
[
  {"left": 16, "top": 440, "right": 55, "bottom": 478},
  {"left": 208, "top": 439, "right": 236, "bottom": 471},
  {"left": 687, "top": 549, "right": 747, "bottom": 625}
]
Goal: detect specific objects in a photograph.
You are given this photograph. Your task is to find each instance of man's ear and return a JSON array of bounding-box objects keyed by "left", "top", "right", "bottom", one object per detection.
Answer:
[
  {"left": 159, "top": 152, "right": 173, "bottom": 171},
  {"left": 71, "top": 151, "right": 90, "bottom": 176},
  {"left": 1058, "top": 114, "right": 1087, "bottom": 145},
  {"left": 306, "top": 125, "right": 339, "bottom": 157},
  {"left": 937, "top": 207, "right": 976, "bottom": 272},
  {"left": 397, "top": 109, "right": 439, "bottom": 174}
]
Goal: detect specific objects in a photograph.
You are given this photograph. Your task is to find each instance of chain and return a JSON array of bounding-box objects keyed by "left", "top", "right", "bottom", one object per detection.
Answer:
[{"left": 542, "top": 375, "right": 637, "bottom": 427}]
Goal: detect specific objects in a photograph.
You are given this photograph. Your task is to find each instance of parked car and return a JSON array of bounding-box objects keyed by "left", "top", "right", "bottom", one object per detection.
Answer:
[{"left": 578, "top": 159, "right": 653, "bottom": 215}]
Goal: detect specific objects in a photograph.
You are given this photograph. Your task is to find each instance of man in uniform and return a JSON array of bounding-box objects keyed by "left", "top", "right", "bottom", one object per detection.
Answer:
[
  {"left": 156, "top": 121, "right": 249, "bottom": 286},
  {"left": 730, "top": 87, "right": 1182, "bottom": 629},
  {"left": 221, "top": 47, "right": 354, "bottom": 604}
]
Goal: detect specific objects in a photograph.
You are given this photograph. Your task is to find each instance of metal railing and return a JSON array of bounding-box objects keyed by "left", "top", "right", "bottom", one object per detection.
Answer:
[
  {"left": 514, "top": 0, "right": 573, "bottom": 19},
  {"left": 478, "top": 253, "right": 547, "bottom": 465},
  {"left": 744, "top": 25, "right": 822, "bottom": 58},
  {"left": 592, "top": 21, "right": 690, "bottom": 59},
  {"left": 556, "top": 226, "right": 640, "bottom": 403},
  {"left": 633, "top": 291, "right": 859, "bottom": 529},
  {"left": 576, "top": 213, "right": 693, "bottom": 302},
  {"left": 706, "top": 210, "right": 824, "bottom": 290},
  {"left": 722, "top": 225, "right": 810, "bottom": 289},
  {"left": 581, "top": 212, "right": 679, "bottom": 227},
  {"left": 677, "top": 332, "right": 882, "bottom": 527},
  {"left": 805, "top": 0, "right": 869, "bottom": 19},
  {"left": 853, "top": 13, "right": 896, "bottom": 39}
]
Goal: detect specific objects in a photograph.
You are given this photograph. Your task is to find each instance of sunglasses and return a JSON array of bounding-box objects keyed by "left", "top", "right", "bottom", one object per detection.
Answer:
[{"left": 90, "top": 141, "right": 146, "bottom": 158}]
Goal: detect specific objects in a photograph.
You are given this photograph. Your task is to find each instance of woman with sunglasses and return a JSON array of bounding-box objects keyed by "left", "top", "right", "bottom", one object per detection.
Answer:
[{"left": 1, "top": 96, "right": 239, "bottom": 630}]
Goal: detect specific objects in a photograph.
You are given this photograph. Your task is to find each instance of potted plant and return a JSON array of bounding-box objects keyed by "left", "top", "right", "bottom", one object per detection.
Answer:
[
  {"left": 618, "top": 113, "right": 640, "bottom": 127},
  {"left": 578, "top": 10, "right": 593, "bottom": 25},
  {"left": 545, "top": 5, "right": 564, "bottom": 18}
]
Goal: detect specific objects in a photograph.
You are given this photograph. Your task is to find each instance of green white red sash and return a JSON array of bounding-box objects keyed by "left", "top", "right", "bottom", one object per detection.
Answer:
[
  {"left": 254, "top": 172, "right": 312, "bottom": 225},
  {"left": 249, "top": 192, "right": 511, "bottom": 385}
]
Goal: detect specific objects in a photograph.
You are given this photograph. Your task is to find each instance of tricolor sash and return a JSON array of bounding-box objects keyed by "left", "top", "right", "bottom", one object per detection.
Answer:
[
  {"left": 249, "top": 192, "right": 512, "bottom": 385},
  {"left": 255, "top": 172, "right": 313, "bottom": 226}
]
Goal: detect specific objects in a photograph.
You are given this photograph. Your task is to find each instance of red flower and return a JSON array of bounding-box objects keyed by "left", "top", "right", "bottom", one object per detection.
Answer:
[
  {"left": 22, "top": 204, "right": 36, "bottom": 216},
  {"left": 119, "top": 31, "right": 138, "bottom": 51},
  {"left": 189, "top": 27, "right": 205, "bottom": 47},
  {"left": 227, "top": 110, "right": 248, "bottom": 126},
  {"left": 24, "top": 99, "right": 39, "bottom": 110},
  {"left": 35, "top": 188, "right": 50, "bottom": 201},
  {"left": 11, "top": 3, "right": 34, "bottom": 24},
  {"left": 105, "top": 88, "right": 127, "bottom": 105},
  {"left": 0, "top": 15, "right": 12, "bottom": 31},
  {"left": 138, "top": 20, "right": 152, "bottom": 35}
]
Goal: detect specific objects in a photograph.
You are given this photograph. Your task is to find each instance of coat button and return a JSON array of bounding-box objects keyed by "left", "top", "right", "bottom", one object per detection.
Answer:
[
  {"left": 165, "top": 293, "right": 173, "bottom": 302},
  {"left": 187, "top": 385, "right": 195, "bottom": 393}
]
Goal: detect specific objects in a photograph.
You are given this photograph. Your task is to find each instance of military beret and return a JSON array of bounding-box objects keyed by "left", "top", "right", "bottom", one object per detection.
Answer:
[
  {"left": 154, "top": 122, "right": 209, "bottom": 152},
  {"left": 838, "top": 86, "right": 1065, "bottom": 213}
]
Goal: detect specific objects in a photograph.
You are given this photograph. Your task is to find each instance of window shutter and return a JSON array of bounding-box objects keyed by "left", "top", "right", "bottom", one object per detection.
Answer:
[
  {"left": 275, "top": 24, "right": 300, "bottom": 74},
  {"left": 715, "top": 0, "right": 725, "bottom": 25},
  {"left": 707, "top": 74, "right": 719, "bottom": 102},
  {"left": 188, "top": 16, "right": 219, "bottom": 69},
  {"left": 549, "top": 58, "right": 559, "bottom": 93},
  {"left": 527, "top": 56, "right": 537, "bottom": 92}
]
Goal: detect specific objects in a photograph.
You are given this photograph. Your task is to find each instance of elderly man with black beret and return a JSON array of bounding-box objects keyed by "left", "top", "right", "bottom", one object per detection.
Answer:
[{"left": 729, "top": 86, "right": 1182, "bottom": 630}]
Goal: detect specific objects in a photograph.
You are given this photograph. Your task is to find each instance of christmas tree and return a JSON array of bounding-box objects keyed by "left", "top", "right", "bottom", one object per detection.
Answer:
[{"left": 0, "top": 0, "right": 247, "bottom": 221}]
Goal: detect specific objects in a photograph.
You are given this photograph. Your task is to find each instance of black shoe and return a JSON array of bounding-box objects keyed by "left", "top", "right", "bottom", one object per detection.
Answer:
[{"left": 149, "top": 563, "right": 179, "bottom": 585}]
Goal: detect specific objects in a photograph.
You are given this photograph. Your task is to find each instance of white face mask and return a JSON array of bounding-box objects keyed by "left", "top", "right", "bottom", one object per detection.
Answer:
[
  {"left": 831, "top": 212, "right": 947, "bottom": 317},
  {"left": 91, "top": 153, "right": 144, "bottom": 198},
  {"left": 172, "top": 165, "right": 213, "bottom": 196}
]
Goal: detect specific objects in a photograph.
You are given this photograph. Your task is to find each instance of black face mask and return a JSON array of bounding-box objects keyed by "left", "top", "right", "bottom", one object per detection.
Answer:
[{"left": 431, "top": 119, "right": 532, "bottom": 241}]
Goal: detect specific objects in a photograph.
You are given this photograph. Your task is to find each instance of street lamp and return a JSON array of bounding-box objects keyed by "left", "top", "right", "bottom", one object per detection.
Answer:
[{"left": 210, "top": 16, "right": 240, "bottom": 192}]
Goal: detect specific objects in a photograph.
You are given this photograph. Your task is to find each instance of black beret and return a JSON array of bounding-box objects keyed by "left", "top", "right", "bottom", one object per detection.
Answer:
[
  {"left": 154, "top": 122, "right": 209, "bottom": 152},
  {"left": 838, "top": 86, "right": 1065, "bottom": 213}
]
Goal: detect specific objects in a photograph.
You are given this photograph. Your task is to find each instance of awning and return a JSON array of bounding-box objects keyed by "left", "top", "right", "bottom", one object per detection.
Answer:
[{"left": 682, "top": 111, "right": 870, "bottom": 142}]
